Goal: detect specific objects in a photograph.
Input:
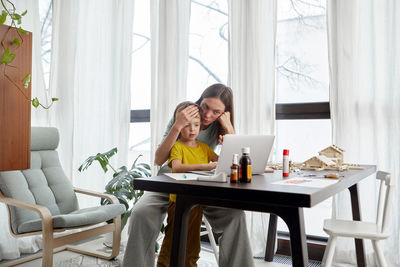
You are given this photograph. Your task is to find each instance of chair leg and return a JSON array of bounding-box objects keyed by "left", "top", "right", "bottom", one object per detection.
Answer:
[
  {"left": 41, "top": 216, "right": 54, "bottom": 267},
  {"left": 322, "top": 236, "right": 337, "bottom": 267},
  {"left": 204, "top": 216, "right": 219, "bottom": 263},
  {"left": 42, "top": 244, "right": 54, "bottom": 267},
  {"left": 372, "top": 240, "right": 388, "bottom": 267},
  {"left": 66, "top": 216, "right": 121, "bottom": 260}
]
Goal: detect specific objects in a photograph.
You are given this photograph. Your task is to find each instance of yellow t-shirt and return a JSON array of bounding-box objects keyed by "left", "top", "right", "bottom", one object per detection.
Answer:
[{"left": 168, "top": 141, "right": 217, "bottom": 202}]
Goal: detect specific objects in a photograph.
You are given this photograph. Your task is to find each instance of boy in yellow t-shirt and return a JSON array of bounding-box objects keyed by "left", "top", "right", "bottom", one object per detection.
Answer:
[{"left": 157, "top": 101, "right": 218, "bottom": 267}]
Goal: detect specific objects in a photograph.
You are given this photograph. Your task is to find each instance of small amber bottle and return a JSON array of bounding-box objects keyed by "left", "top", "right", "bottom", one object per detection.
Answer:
[{"left": 230, "top": 154, "right": 239, "bottom": 183}]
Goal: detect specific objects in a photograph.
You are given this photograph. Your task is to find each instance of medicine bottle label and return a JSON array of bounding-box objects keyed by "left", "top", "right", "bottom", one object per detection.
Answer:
[
  {"left": 247, "top": 165, "right": 252, "bottom": 180},
  {"left": 230, "top": 169, "right": 238, "bottom": 183}
]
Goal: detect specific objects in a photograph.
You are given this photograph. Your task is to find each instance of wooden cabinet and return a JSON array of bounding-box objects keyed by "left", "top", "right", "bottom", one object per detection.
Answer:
[{"left": 0, "top": 24, "right": 32, "bottom": 171}]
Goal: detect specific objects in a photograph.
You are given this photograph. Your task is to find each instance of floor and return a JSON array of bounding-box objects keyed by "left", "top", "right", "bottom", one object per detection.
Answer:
[
  {"left": 6, "top": 237, "right": 290, "bottom": 267},
  {"left": 2, "top": 224, "right": 321, "bottom": 267}
]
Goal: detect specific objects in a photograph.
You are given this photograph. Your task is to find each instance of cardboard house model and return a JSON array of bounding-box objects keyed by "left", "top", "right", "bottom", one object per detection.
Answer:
[
  {"left": 318, "top": 145, "right": 345, "bottom": 165},
  {"left": 298, "top": 145, "right": 350, "bottom": 170},
  {"left": 303, "top": 155, "right": 336, "bottom": 169}
]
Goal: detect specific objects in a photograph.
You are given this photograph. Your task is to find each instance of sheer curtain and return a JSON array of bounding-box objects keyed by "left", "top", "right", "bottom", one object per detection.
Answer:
[
  {"left": 327, "top": 0, "right": 400, "bottom": 265},
  {"left": 0, "top": 0, "right": 44, "bottom": 260},
  {"left": 150, "top": 0, "right": 190, "bottom": 168},
  {"left": 49, "top": 0, "right": 134, "bottom": 206},
  {"left": 228, "top": 0, "right": 277, "bottom": 257}
]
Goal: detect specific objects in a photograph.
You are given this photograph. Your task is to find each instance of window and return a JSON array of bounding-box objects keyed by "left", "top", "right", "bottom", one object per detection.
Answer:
[
  {"left": 275, "top": 0, "right": 331, "bottom": 238},
  {"left": 130, "top": 1, "right": 151, "bottom": 164},
  {"left": 187, "top": 0, "right": 228, "bottom": 100},
  {"left": 129, "top": 0, "right": 229, "bottom": 163},
  {"left": 39, "top": 0, "right": 53, "bottom": 90}
]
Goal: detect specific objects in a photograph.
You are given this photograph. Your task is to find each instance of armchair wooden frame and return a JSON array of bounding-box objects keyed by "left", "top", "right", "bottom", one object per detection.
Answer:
[{"left": 0, "top": 187, "right": 121, "bottom": 267}]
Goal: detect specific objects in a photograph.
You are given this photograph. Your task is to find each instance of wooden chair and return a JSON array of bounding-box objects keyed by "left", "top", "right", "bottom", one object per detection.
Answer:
[
  {"left": 322, "top": 171, "right": 394, "bottom": 267},
  {"left": 0, "top": 127, "right": 126, "bottom": 266}
]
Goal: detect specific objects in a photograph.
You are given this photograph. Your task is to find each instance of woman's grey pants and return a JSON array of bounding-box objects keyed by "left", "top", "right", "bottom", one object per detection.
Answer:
[{"left": 122, "top": 191, "right": 255, "bottom": 267}]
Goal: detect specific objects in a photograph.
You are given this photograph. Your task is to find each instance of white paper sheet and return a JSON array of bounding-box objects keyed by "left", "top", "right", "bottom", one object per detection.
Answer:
[
  {"left": 272, "top": 177, "right": 338, "bottom": 188},
  {"left": 163, "top": 173, "right": 199, "bottom": 181}
]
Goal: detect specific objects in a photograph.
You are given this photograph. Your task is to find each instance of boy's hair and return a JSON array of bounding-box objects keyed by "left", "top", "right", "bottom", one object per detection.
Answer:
[{"left": 173, "top": 101, "right": 200, "bottom": 122}]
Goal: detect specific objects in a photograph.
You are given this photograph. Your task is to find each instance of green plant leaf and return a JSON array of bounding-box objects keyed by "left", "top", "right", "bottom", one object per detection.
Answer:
[
  {"left": 10, "top": 13, "right": 21, "bottom": 24},
  {"left": 137, "top": 162, "right": 151, "bottom": 170},
  {"left": 12, "top": 37, "right": 20, "bottom": 47},
  {"left": 78, "top": 147, "right": 118, "bottom": 173},
  {"left": 18, "top": 27, "right": 28, "bottom": 35},
  {"left": 121, "top": 212, "right": 130, "bottom": 231},
  {"left": 131, "top": 154, "right": 143, "bottom": 167},
  {"left": 21, "top": 10, "right": 27, "bottom": 16},
  {"left": 52, "top": 97, "right": 59, "bottom": 102},
  {"left": 134, "top": 166, "right": 151, "bottom": 177},
  {"left": 32, "top": 97, "right": 39, "bottom": 108},
  {"left": 1, "top": 48, "right": 16, "bottom": 64},
  {"left": 0, "top": 10, "right": 7, "bottom": 25},
  {"left": 22, "top": 74, "right": 30, "bottom": 88}
]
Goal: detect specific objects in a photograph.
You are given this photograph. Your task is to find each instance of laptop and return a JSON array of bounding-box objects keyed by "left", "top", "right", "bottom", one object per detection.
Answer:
[{"left": 190, "top": 134, "right": 275, "bottom": 176}]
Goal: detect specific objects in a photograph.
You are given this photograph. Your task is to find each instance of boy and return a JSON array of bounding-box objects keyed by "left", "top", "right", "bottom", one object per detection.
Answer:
[{"left": 157, "top": 101, "right": 218, "bottom": 267}]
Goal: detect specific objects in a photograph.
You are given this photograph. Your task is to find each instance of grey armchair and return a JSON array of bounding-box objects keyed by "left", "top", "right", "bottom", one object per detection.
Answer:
[{"left": 0, "top": 127, "right": 126, "bottom": 266}]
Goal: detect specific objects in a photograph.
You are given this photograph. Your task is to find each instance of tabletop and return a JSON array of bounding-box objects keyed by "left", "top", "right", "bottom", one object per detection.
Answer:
[{"left": 134, "top": 165, "right": 376, "bottom": 208}]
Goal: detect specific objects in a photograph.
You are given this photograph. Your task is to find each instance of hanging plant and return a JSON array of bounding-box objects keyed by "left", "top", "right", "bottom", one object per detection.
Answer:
[{"left": 0, "top": 0, "right": 57, "bottom": 109}]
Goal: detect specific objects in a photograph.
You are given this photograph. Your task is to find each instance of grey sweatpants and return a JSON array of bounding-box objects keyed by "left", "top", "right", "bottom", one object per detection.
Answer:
[{"left": 122, "top": 191, "right": 255, "bottom": 267}]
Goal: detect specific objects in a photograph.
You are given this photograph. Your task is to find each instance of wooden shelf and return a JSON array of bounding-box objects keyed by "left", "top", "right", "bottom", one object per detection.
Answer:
[{"left": 0, "top": 24, "right": 32, "bottom": 171}]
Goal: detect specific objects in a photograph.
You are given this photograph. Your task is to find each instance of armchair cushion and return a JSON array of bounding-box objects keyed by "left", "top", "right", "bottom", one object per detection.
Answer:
[{"left": 18, "top": 203, "right": 126, "bottom": 233}]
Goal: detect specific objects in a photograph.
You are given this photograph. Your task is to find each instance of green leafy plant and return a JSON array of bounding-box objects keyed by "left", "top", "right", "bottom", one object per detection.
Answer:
[
  {"left": 1, "top": 0, "right": 57, "bottom": 108},
  {"left": 78, "top": 147, "right": 151, "bottom": 231}
]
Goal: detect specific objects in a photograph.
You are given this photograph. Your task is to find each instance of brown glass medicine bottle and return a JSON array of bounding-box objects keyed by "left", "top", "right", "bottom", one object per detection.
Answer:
[
  {"left": 230, "top": 154, "right": 239, "bottom": 183},
  {"left": 239, "top": 147, "right": 252, "bottom": 183}
]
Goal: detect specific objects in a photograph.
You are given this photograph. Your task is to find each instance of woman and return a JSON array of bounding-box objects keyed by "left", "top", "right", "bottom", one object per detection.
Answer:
[{"left": 123, "top": 84, "right": 254, "bottom": 267}]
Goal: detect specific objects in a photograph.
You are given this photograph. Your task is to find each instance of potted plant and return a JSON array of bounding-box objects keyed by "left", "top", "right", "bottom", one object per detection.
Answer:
[{"left": 78, "top": 147, "right": 151, "bottom": 233}]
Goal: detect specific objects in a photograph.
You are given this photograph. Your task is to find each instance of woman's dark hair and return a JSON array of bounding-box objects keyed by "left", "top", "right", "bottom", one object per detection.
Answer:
[{"left": 195, "top": 83, "right": 234, "bottom": 137}]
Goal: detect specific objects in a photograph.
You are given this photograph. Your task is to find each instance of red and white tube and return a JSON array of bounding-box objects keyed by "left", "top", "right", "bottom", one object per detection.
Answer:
[{"left": 283, "top": 149, "right": 289, "bottom": 177}]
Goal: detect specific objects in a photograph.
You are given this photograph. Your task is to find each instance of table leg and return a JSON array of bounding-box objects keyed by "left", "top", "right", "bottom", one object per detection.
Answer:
[
  {"left": 349, "top": 184, "right": 366, "bottom": 267},
  {"left": 170, "top": 196, "right": 195, "bottom": 267},
  {"left": 264, "top": 213, "right": 277, "bottom": 261},
  {"left": 280, "top": 207, "right": 308, "bottom": 267}
]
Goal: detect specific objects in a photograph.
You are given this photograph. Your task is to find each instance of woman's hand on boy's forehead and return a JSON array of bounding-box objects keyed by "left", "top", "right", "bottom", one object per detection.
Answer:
[{"left": 175, "top": 104, "right": 200, "bottom": 129}]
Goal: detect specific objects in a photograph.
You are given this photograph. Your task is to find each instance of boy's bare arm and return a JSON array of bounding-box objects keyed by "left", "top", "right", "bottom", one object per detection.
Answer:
[{"left": 171, "top": 159, "right": 217, "bottom": 172}]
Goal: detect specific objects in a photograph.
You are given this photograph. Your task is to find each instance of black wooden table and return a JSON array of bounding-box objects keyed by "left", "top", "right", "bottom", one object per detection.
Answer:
[{"left": 134, "top": 165, "right": 376, "bottom": 267}]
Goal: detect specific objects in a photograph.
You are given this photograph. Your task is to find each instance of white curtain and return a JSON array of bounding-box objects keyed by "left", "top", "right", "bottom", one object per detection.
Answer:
[
  {"left": 49, "top": 0, "right": 133, "bottom": 207},
  {"left": 228, "top": 0, "right": 277, "bottom": 257},
  {"left": 150, "top": 0, "right": 190, "bottom": 169},
  {"left": 328, "top": 0, "right": 400, "bottom": 265},
  {"left": 0, "top": 0, "right": 44, "bottom": 260}
]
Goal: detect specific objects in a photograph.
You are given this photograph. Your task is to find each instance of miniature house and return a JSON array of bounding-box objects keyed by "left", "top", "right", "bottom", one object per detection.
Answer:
[
  {"left": 318, "top": 145, "right": 344, "bottom": 164},
  {"left": 303, "top": 155, "right": 336, "bottom": 169}
]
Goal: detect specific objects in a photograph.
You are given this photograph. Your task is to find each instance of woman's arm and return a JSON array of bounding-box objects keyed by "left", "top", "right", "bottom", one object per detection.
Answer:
[
  {"left": 217, "top": 111, "right": 235, "bottom": 144},
  {"left": 218, "top": 111, "right": 235, "bottom": 134},
  {"left": 154, "top": 105, "right": 199, "bottom": 165},
  {"left": 154, "top": 125, "right": 181, "bottom": 166},
  {"left": 171, "top": 159, "right": 217, "bottom": 172}
]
